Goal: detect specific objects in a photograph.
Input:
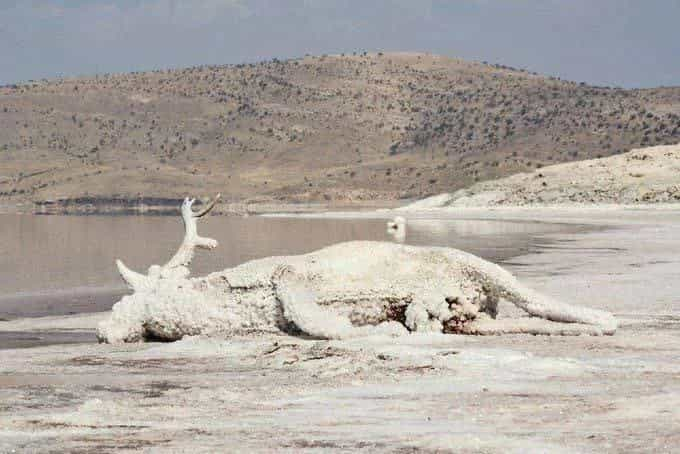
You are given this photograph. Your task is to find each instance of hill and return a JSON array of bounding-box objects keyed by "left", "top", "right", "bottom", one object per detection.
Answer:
[
  {"left": 402, "top": 143, "right": 680, "bottom": 208},
  {"left": 1, "top": 52, "right": 680, "bottom": 212}
]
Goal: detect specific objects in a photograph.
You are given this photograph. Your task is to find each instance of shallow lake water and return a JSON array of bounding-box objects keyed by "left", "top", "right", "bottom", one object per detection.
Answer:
[{"left": 0, "top": 214, "right": 585, "bottom": 319}]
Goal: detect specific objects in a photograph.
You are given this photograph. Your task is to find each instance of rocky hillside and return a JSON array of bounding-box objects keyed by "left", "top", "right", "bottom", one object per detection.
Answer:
[
  {"left": 2, "top": 52, "right": 680, "bottom": 211},
  {"left": 403, "top": 143, "right": 680, "bottom": 208}
]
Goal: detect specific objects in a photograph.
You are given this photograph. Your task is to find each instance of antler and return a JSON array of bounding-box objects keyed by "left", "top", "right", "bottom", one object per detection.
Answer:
[
  {"left": 116, "top": 194, "right": 221, "bottom": 290},
  {"left": 164, "top": 193, "right": 221, "bottom": 269},
  {"left": 116, "top": 259, "right": 152, "bottom": 292}
]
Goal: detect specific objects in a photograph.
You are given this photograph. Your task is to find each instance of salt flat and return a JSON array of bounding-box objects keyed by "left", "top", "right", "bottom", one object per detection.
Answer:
[{"left": 1, "top": 207, "right": 679, "bottom": 453}]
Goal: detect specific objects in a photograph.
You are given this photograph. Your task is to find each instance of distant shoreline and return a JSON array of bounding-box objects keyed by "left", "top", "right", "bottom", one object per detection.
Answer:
[
  {"left": 3, "top": 198, "right": 680, "bottom": 217},
  {"left": 2, "top": 198, "right": 403, "bottom": 216}
]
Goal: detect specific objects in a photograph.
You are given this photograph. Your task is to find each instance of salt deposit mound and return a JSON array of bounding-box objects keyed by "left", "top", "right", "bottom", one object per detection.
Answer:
[{"left": 402, "top": 143, "right": 680, "bottom": 208}]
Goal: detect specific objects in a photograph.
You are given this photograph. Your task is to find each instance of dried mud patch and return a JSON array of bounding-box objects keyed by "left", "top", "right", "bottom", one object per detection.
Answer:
[
  {"left": 9, "top": 387, "right": 82, "bottom": 411},
  {"left": 25, "top": 420, "right": 150, "bottom": 431},
  {"left": 88, "top": 380, "right": 191, "bottom": 399},
  {"left": 68, "top": 355, "right": 196, "bottom": 370},
  {"left": 64, "top": 438, "right": 166, "bottom": 454}
]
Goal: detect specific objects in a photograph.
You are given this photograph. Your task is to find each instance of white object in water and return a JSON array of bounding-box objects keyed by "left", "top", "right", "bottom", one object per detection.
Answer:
[{"left": 386, "top": 216, "right": 406, "bottom": 243}]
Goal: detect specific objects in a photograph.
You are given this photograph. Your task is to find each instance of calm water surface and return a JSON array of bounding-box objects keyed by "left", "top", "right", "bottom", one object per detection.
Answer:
[{"left": 0, "top": 214, "right": 583, "bottom": 319}]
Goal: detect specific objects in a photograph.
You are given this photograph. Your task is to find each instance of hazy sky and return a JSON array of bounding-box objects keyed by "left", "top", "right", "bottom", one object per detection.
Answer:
[{"left": 1, "top": 0, "right": 679, "bottom": 88}]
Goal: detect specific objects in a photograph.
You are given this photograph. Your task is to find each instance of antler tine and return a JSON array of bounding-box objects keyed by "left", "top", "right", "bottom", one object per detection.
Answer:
[
  {"left": 193, "top": 193, "right": 221, "bottom": 218},
  {"left": 116, "top": 259, "right": 150, "bottom": 291}
]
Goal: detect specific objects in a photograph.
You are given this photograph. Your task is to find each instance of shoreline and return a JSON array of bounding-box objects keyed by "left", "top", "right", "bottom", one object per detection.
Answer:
[
  {"left": 0, "top": 199, "right": 405, "bottom": 216},
  {"left": 3, "top": 196, "right": 680, "bottom": 216},
  {"left": 266, "top": 203, "right": 680, "bottom": 228}
]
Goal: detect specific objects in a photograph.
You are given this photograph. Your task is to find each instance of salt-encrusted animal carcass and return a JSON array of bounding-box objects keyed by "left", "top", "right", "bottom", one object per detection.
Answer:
[{"left": 97, "top": 195, "right": 617, "bottom": 343}]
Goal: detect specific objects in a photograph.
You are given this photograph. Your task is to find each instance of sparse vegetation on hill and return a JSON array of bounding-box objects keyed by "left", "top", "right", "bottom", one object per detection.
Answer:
[{"left": 1, "top": 52, "right": 679, "bottom": 211}]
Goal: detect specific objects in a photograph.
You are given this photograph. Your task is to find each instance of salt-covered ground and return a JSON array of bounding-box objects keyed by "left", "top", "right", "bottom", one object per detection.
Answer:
[{"left": 1, "top": 207, "right": 679, "bottom": 453}]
